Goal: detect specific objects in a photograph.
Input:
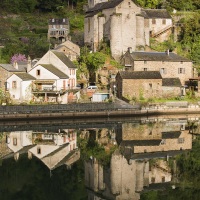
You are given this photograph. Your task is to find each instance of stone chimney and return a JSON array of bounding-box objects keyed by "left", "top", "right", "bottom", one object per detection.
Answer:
[
  {"left": 13, "top": 61, "right": 18, "bottom": 69},
  {"left": 166, "top": 49, "right": 169, "bottom": 56},
  {"left": 128, "top": 47, "right": 132, "bottom": 53},
  {"left": 27, "top": 55, "right": 32, "bottom": 72}
]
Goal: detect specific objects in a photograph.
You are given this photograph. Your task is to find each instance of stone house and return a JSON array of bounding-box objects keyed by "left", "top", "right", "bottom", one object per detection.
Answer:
[
  {"left": 54, "top": 40, "right": 80, "bottom": 61},
  {"left": 0, "top": 63, "right": 27, "bottom": 91},
  {"left": 143, "top": 9, "right": 173, "bottom": 42},
  {"left": 116, "top": 121, "right": 192, "bottom": 154},
  {"left": 121, "top": 50, "right": 193, "bottom": 86},
  {"left": 84, "top": 0, "right": 172, "bottom": 60},
  {"left": 115, "top": 71, "right": 178, "bottom": 100},
  {"left": 48, "top": 18, "right": 70, "bottom": 44},
  {"left": 85, "top": 149, "right": 172, "bottom": 200}
]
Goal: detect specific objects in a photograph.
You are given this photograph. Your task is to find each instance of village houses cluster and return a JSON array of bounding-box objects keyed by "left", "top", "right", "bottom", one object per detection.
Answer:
[{"left": 0, "top": 0, "right": 197, "bottom": 104}]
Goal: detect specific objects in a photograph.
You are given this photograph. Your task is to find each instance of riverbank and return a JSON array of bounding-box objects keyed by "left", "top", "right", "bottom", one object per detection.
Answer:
[{"left": 0, "top": 100, "right": 200, "bottom": 121}]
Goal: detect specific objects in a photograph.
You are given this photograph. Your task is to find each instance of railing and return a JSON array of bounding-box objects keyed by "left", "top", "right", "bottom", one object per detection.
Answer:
[{"left": 151, "top": 25, "right": 173, "bottom": 38}]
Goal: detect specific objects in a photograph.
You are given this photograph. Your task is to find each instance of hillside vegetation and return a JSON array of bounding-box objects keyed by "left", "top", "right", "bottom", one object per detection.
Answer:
[{"left": 0, "top": 0, "right": 199, "bottom": 71}]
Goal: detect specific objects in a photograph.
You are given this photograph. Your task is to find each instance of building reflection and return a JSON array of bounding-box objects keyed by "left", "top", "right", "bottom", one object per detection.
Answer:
[
  {"left": 84, "top": 118, "right": 193, "bottom": 200},
  {"left": 0, "top": 117, "right": 199, "bottom": 199},
  {"left": 1, "top": 129, "right": 80, "bottom": 170}
]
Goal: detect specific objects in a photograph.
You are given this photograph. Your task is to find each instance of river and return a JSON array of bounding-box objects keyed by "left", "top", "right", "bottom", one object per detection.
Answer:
[{"left": 0, "top": 115, "right": 200, "bottom": 200}]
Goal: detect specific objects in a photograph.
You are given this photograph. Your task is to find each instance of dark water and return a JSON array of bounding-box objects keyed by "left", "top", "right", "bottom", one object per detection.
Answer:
[{"left": 0, "top": 116, "right": 200, "bottom": 200}]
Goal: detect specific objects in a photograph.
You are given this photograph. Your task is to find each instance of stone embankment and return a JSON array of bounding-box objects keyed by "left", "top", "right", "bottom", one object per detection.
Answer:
[{"left": 0, "top": 101, "right": 200, "bottom": 121}]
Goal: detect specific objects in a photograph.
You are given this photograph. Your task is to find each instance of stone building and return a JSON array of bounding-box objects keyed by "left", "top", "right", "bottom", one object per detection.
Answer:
[
  {"left": 85, "top": 149, "right": 173, "bottom": 200},
  {"left": 121, "top": 50, "right": 193, "bottom": 86},
  {"left": 54, "top": 40, "right": 80, "bottom": 61},
  {"left": 48, "top": 18, "right": 70, "bottom": 44},
  {"left": 116, "top": 71, "right": 182, "bottom": 100},
  {"left": 84, "top": 0, "right": 172, "bottom": 60},
  {"left": 116, "top": 121, "right": 192, "bottom": 154},
  {"left": 0, "top": 62, "right": 27, "bottom": 92}
]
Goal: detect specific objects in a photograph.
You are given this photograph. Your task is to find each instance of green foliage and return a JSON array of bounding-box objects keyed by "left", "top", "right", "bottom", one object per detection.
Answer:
[
  {"left": 2, "top": 37, "right": 49, "bottom": 62},
  {"left": 78, "top": 132, "right": 117, "bottom": 166},
  {"left": 86, "top": 52, "right": 106, "bottom": 72}
]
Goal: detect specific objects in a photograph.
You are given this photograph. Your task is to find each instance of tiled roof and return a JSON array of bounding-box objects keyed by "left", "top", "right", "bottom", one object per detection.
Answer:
[
  {"left": 15, "top": 72, "right": 36, "bottom": 81},
  {"left": 162, "top": 78, "right": 182, "bottom": 87},
  {"left": 118, "top": 71, "right": 162, "bottom": 79},
  {"left": 120, "top": 139, "right": 162, "bottom": 146},
  {"left": 162, "top": 131, "right": 181, "bottom": 139},
  {"left": 52, "top": 51, "right": 77, "bottom": 68},
  {"left": 48, "top": 18, "right": 69, "bottom": 25},
  {"left": 86, "top": 0, "right": 124, "bottom": 17},
  {"left": 129, "top": 51, "right": 191, "bottom": 62},
  {"left": 0, "top": 64, "right": 26, "bottom": 72},
  {"left": 143, "top": 9, "right": 172, "bottom": 19},
  {"left": 40, "top": 64, "right": 69, "bottom": 79}
]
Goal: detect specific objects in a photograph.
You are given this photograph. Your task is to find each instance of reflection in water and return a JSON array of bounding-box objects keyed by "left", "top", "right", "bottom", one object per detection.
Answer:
[{"left": 0, "top": 116, "right": 199, "bottom": 199}]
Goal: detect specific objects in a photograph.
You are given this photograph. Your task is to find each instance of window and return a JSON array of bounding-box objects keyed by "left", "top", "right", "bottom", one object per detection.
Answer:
[
  {"left": 144, "top": 60, "right": 147, "bottom": 64},
  {"left": 149, "top": 83, "right": 152, "bottom": 88},
  {"left": 162, "top": 19, "right": 166, "bottom": 25},
  {"left": 178, "top": 68, "right": 185, "bottom": 74},
  {"left": 152, "top": 19, "right": 156, "bottom": 24},
  {"left": 13, "top": 138, "right": 17, "bottom": 146},
  {"left": 12, "top": 81, "right": 17, "bottom": 89},
  {"left": 37, "top": 147, "right": 41, "bottom": 154},
  {"left": 36, "top": 70, "right": 40, "bottom": 76},
  {"left": 151, "top": 177, "right": 155, "bottom": 183},
  {"left": 162, "top": 176, "right": 165, "bottom": 182},
  {"left": 178, "top": 138, "right": 184, "bottom": 144},
  {"left": 144, "top": 68, "right": 147, "bottom": 71}
]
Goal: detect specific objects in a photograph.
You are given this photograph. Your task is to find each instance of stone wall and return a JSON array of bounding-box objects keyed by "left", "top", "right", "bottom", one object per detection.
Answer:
[
  {"left": 134, "top": 60, "right": 193, "bottom": 85},
  {"left": 0, "top": 68, "right": 13, "bottom": 91},
  {"left": 119, "top": 78, "right": 163, "bottom": 100},
  {"left": 134, "top": 130, "right": 192, "bottom": 153}
]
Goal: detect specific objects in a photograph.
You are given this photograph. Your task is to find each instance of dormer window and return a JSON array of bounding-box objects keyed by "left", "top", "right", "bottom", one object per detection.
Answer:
[{"left": 152, "top": 19, "right": 156, "bottom": 24}]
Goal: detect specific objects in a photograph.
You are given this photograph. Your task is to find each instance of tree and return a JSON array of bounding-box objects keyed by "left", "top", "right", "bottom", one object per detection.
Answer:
[{"left": 10, "top": 53, "right": 27, "bottom": 64}]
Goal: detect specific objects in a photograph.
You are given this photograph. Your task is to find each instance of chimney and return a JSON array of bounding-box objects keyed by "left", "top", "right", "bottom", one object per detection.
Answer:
[
  {"left": 27, "top": 55, "right": 32, "bottom": 72},
  {"left": 166, "top": 49, "right": 169, "bottom": 56},
  {"left": 128, "top": 47, "right": 132, "bottom": 53},
  {"left": 13, "top": 61, "right": 18, "bottom": 69}
]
